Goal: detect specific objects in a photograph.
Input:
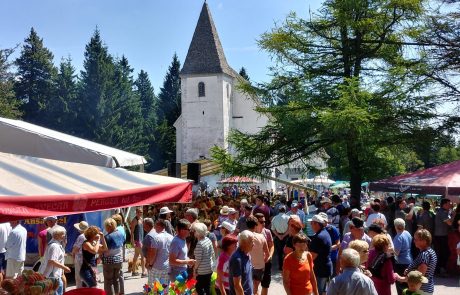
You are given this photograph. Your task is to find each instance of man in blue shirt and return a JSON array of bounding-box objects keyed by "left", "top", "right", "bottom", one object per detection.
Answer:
[
  {"left": 309, "top": 214, "right": 332, "bottom": 295},
  {"left": 229, "top": 230, "right": 254, "bottom": 295}
]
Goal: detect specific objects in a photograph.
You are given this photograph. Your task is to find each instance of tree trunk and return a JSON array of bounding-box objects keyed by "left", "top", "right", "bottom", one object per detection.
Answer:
[{"left": 346, "top": 139, "right": 362, "bottom": 209}]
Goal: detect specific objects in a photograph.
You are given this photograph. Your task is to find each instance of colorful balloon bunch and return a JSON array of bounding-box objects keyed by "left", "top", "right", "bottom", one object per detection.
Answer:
[{"left": 142, "top": 271, "right": 196, "bottom": 295}]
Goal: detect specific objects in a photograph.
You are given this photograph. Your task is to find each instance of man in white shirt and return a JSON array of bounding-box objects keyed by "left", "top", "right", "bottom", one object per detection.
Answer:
[
  {"left": 71, "top": 221, "right": 89, "bottom": 288},
  {"left": 365, "top": 202, "right": 387, "bottom": 228},
  {"left": 0, "top": 223, "right": 12, "bottom": 283},
  {"left": 271, "top": 205, "right": 289, "bottom": 270},
  {"left": 5, "top": 220, "right": 27, "bottom": 279}
]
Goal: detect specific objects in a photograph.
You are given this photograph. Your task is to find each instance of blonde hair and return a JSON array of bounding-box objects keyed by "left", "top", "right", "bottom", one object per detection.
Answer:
[
  {"left": 372, "top": 234, "right": 390, "bottom": 252},
  {"left": 104, "top": 218, "right": 117, "bottom": 232},
  {"left": 414, "top": 229, "right": 432, "bottom": 245},
  {"left": 348, "top": 240, "right": 369, "bottom": 253}
]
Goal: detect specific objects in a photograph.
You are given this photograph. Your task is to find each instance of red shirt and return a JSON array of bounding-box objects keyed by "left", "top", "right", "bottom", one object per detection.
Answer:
[{"left": 283, "top": 252, "right": 314, "bottom": 294}]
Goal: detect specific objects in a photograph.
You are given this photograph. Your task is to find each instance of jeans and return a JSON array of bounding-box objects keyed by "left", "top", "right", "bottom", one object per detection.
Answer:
[
  {"left": 119, "top": 269, "right": 125, "bottom": 294},
  {"left": 316, "top": 277, "right": 329, "bottom": 293},
  {"left": 103, "top": 263, "right": 122, "bottom": 295},
  {"left": 80, "top": 266, "right": 97, "bottom": 288},
  {"left": 55, "top": 277, "right": 63, "bottom": 295},
  {"left": 196, "top": 273, "right": 212, "bottom": 295}
]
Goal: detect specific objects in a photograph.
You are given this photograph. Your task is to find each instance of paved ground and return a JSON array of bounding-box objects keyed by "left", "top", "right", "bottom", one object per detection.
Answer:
[{"left": 65, "top": 261, "right": 459, "bottom": 295}]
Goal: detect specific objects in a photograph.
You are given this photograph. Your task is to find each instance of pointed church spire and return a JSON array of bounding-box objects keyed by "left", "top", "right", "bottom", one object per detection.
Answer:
[{"left": 181, "top": 2, "right": 236, "bottom": 76}]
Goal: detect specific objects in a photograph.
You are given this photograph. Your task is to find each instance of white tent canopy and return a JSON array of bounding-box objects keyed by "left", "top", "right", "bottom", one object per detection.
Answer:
[
  {"left": 0, "top": 152, "right": 191, "bottom": 222},
  {"left": 0, "top": 117, "right": 146, "bottom": 168}
]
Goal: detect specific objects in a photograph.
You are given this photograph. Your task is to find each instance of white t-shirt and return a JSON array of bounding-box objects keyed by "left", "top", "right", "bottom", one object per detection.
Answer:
[
  {"left": 40, "top": 241, "right": 65, "bottom": 278},
  {"left": 5, "top": 224, "right": 27, "bottom": 261},
  {"left": 0, "top": 223, "right": 12, "bottom": 253},
  {"left": 365, "top": 213, "right": 387, "bottom": 227},
  {"left": 72, "top": 233, "right": 86, "bottom": 264}
]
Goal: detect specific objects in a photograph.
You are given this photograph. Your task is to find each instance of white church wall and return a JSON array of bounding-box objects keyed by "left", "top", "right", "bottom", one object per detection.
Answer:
[
  {"left": 231, "top": 84, "right": 269, "bottom": 134},
  {"left": 179, "top": 74, "right": 229, "bottom": 163}
]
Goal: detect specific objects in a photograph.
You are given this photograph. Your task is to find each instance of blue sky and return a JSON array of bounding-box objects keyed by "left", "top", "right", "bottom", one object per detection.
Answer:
[{"left": 1, "top": 0, "right": 322, "bottom": 91}]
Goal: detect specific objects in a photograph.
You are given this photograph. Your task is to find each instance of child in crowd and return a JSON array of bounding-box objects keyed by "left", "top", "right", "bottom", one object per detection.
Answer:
[{"left": 402, "top": 270, "right": 428, "bottom": 295}]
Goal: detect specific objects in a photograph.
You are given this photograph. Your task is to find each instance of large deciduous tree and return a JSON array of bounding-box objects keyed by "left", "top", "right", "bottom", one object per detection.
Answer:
[
  {"left": 14, "top": 28, "right": 57, "bottom": 124},
  {"left": 212, "top": 0, "right": 458, "bottom": 207}
]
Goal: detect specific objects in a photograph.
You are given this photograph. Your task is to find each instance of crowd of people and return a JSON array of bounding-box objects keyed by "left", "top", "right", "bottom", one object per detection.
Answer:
[{"left": 0, "top": 188, "right": 459, "bottom": 295}]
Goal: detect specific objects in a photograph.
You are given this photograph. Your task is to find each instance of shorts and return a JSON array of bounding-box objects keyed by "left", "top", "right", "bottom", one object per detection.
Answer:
[
  {"left": 0, "top": 253, "right": 6, "bottom": 272},
  {"left": 261, "top": 260, "right": 272, "bottom": 288},
  {"left": 6, "top": 259, "right": 24, "bottom": 278},
  {"left": 252, "top": 268, "right": 264, "bottom": 282}
]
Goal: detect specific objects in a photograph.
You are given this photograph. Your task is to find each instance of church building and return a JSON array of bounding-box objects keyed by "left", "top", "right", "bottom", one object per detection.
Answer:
[{"left": 174, "top": 2, "right": 268, "bottom": 164}]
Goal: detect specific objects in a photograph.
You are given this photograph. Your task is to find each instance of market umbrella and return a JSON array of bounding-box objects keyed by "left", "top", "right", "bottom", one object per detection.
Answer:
[{"left": 369, "top": 159, "right": 460, "bottom": 202}]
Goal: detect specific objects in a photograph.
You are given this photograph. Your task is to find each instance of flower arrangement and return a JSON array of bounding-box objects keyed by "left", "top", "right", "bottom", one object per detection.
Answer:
[{"left": 143, "top": 271, "right": 197, "bottom": 295}]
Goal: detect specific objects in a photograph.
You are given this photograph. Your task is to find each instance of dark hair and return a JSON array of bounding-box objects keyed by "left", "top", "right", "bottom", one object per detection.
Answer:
[
  {"left": 254, "top": 213, "right": 265, "bottom": 220},
  {"left": 373, "top": 198, "right": 381, "bottom": 203},
  {"left": 176, "top": 219, "right": 191, "bottom": 231},
  {"left": 331, "top": 195, "right": 342, "bottom": 204},
  {"left": 221, "top": 235, "right": 238, "bottom": 251},
  {"left": 422, "top": 201, "right": 431, "bottom": 211},
  {"left": 155, "top": 219, "right": 166, "bottom": 228},
  {"left": 292, "top": 233, "right": 308, "bottom": 245},
  {"left": 371, "top": 203, "right": 381, "bottom": 212},
  {"left": 246, "top": 215, "right": 259, "bottom": 230},
  {"left": 440, "top": 198, "right": 451, "bottom": 207},
  {"left": 386, "top": 196, "right": 394, "bottom": 204}
]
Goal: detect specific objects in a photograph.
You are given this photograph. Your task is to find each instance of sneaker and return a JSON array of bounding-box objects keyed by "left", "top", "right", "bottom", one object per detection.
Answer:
[
  {"left": 141, "top": 273, "right": 147, "bottom": 278},
  {"left": 132, "top": 272, "right": 140, "bottom": 276}
]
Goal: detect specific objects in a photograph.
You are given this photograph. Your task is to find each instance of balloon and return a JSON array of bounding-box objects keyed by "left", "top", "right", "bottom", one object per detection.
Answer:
[{"left": 175, "top": 275, "right": 185, "bottom": 284}]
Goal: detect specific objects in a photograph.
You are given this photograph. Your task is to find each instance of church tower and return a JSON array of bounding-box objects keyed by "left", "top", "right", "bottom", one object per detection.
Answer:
[{"left": 174, "top": 2, "right": 268, "bottom": 164}]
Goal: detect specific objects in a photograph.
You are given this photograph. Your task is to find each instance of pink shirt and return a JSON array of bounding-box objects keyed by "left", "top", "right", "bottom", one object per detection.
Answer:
[
  {"left": 216, "top": 252, "right": 230, "bottom": 289},
  {"left": 38, "top": 229, "right": 48, "bottom": 257},
  {"left": 250, "top": 232, "right": 266, "bottom": 269}
]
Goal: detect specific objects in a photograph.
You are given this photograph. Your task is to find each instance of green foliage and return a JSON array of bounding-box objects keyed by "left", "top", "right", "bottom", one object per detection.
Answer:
[
  {"left": 212, "top": 0, "right": 456, "bottom": 204},
  {"left": 152, "top": 54, "right": 181, "bottom": 170},
  {"left": 14, "top": 28, "right": 57, "bottom": 124},
  {"left": 0, "top": 48, "right": 22, "bottom": 118},
  {"left": 238, "top": 67, "right": 250, "bottom": 82},
  {"left": 43, "top": 57, "right": 78, "bottom": 131}
]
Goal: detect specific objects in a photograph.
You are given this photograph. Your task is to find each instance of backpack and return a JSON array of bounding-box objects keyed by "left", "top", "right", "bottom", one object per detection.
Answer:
[{"left": 368, "top": 252, "right": 388, "bottom": 278}]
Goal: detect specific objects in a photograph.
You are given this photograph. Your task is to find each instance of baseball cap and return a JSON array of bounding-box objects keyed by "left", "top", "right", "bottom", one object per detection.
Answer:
[
  {"left": 44, "top": 216, "right": 58, "bottom": 222},
  {"left": 219, "top": 221, "right": 236, "bottom": 233},
  {"left": 308, "top": 214, "right": 328, "bottom": 225},
  {"left": 407, "top": 270, "right": 428, "bottom": 284},
  {"left": 291, "top": 202, "right": 298, "bottom": 208}
]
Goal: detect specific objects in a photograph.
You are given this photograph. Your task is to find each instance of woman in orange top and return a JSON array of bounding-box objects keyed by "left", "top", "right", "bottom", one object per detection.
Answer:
[{"left": 282, "top": 233, "right": 319, "bottom": 295}]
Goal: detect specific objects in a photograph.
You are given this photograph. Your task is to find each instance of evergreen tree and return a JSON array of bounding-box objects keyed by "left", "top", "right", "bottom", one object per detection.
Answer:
[
  {"left": 153, "top": 54, "right": 181, "bottom": 169},
  {"left": 238, "top": 67, "right": 250, "bottom": 81},
  {"left": 95, "top": 56, "right": 147, "bottom": 156},
  {"left": 44, "top": 57, "right": 78, "bottom": 132},
  {"left": 135, "top": 70, "right": 157, "bottom": 171},
  {"left": 77, "top": 29, "right": 114, "bottom": 139},
  {"left": 0, "top": 48, "right": 22, "bottom": 118},
  {"left": 14, "top": 28, "right": 57, "bottom": 124}
]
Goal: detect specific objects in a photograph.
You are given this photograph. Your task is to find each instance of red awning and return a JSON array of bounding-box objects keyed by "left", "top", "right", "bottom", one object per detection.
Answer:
[
  {"left": 369, "top": 160, "right": 460, "bottom": 201},
  {"left": 0, "top": 152, "right": 192, "bottom": 222}
]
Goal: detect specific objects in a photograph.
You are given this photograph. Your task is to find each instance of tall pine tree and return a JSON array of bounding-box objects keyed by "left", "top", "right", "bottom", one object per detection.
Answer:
[
  {"left": 0, "top": 48, "right": 22, "bottom": 118},
  {"left": 135, "top": 70, "right": 157, "bottom": 171},
  {"left": 95, "top": 56, "right": 147, "bottom": 155},
  {"left": 153, "top": 54, "right": 181, "bottom": 169},
  {"left": 44, "top": 57, "right": 78, "bottom": 132},
  {"left": 14, "top": 28, "right": 57, "bottom": 124},
  {"left": 77, "top": 29, "right": 114, "bottom": 139}
]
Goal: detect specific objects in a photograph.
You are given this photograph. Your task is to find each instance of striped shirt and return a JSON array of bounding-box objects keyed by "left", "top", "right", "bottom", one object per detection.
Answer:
[
  {"left": 406, "top": 247, "right": 437, "bottom": 294},
  {"left": 194, "top": 237, "right": 214, "bottom": 275}
]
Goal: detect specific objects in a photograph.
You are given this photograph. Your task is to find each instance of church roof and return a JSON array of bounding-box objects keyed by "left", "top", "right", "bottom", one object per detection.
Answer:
[{"left": 181, "top": 2, "right": 237, "bottom": 77}]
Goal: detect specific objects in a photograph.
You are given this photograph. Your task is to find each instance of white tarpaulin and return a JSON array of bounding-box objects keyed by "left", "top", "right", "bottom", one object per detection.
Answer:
[
  {"left": 0, "top": 152, "right": 191, "bottom": 222},
  {"left": 0, "top": 117, "right": 146, "bottom": 168}
]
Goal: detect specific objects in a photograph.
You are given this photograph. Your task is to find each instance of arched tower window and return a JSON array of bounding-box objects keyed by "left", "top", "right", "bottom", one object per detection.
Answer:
[{"left": 198, "top": 82, "right": 205, "bottom": 97}]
